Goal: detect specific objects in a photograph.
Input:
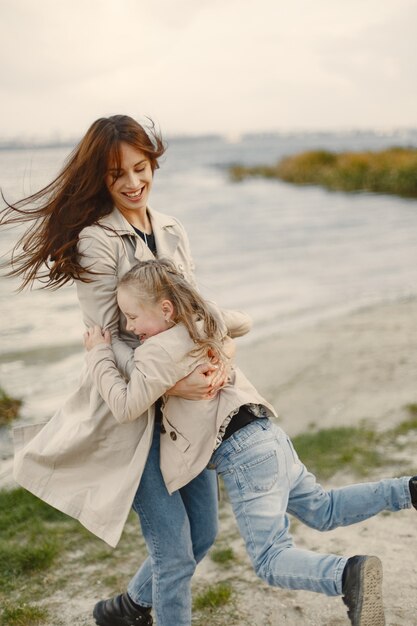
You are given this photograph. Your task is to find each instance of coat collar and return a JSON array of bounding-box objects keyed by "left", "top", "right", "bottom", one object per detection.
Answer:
[{"left": 97, "top": 206, "right": 180, "bottom": 259}]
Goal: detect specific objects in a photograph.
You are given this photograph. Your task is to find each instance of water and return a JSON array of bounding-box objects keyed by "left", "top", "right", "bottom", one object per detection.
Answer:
[{"left": 1, "top": 130, "right": 417, "bottom": 460}]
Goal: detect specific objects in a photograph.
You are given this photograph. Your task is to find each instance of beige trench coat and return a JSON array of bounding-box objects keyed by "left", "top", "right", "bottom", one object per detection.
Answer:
[
  {"left": 86, "top": 323, "right": 277, "bottom": 495},
  {"left": 13, "top": 207, "right": 250, "bottom": 547}
]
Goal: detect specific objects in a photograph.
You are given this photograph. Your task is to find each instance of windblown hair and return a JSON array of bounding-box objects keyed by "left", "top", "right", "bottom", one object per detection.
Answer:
[
  {"left": 0, "top": 115, "right": 166, "bottom": 290},
  {"left": 118, "top": 258, "right": 226, "bottom": 361}
]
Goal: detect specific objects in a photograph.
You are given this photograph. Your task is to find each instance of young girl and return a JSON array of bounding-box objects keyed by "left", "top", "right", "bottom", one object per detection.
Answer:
[{"left": 84, "top": 258, "right": 417, "bottom": 626}]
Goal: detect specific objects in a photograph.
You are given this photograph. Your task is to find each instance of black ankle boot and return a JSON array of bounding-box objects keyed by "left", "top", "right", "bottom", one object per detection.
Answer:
[
  {"left": 409, "top": 476, "right": 417, "bottom": 510},
  {"left": 93, "top": 592, "right": 152, "bottom": 625}
]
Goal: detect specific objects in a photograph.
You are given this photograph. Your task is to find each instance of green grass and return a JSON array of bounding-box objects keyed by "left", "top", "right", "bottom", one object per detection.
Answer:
[
  {"left": 292, "top": 425, "right": 385, "bottom": 479},
  {"left": 0, "top": 387, "right": 22, "bottom": 425},
  {"left": 0, "top": 488, "right": 92, "bottom": 609},
  {"left": 210, "top": 546, "right": 236, "bottom": 565},
  {"left": 0, "top": 487, "right": 150, "bottom": 623},
  {"left": 193, "top": 582, "right": 232, "bottom": 610},
  {"left": 405, "top": 403, "right": 417, "bottom": 417},
  {"left": 291, "top": 412, "right": 417, "bottom": 480},
  {"left": 0, "top": 540, "right": 59, "bottom": 578},
  {"left": 391, "top": 414, "right": 417, "bottom": 436},
  {"left": 229, "top": 147, "right": 417, "bottom": 198},
  {"left": 0, "top": 488, "right": 68, "bottom": 536},
  {"left": 0, "top": 489, "right": 76, "bottom": 593},
  {"left": 0, "top": 604, "right": 48, "bottom": 626}
]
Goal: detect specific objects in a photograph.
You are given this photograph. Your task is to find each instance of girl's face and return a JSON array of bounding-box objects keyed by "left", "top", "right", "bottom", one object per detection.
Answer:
[
  {"left": 117, "top": 288, "right": 171, "bottom": 342},
  {"left": 105, "top": 142, "right": 153, "bottom": 218}
]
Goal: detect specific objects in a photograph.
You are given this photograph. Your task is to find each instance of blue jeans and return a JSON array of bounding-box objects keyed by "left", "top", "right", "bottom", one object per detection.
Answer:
[
  {"left": 209, "top": 419, "right": 411, "bottom": 596},
  {"left": 127, "top": 422, "right": 218, "bottom": 626}
]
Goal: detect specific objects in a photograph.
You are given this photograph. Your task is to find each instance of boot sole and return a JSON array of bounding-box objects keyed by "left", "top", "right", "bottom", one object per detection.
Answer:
[{"left": 355, "top": 556, "right": 385, "bottom": 626}]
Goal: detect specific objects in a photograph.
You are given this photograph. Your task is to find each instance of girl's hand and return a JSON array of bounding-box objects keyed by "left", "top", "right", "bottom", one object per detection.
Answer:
[{"left": 83, "top": 326, "right": 111, "bottom": 351}]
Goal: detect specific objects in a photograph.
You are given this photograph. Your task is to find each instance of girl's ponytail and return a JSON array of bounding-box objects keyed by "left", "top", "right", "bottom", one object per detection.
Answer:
[{"left": 118, "top": 259, "right": 225, "bottom": 360}]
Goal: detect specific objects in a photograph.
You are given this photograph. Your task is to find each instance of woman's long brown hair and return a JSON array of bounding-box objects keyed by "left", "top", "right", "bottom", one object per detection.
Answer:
[{"left": 0, "top": 115, "right": 166, "bottom": 290}]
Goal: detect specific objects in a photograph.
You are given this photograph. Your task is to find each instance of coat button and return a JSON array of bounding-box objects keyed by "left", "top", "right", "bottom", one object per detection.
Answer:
[
  {"left": 170, "top": 431, "right": 177, "bottom": 441},
  {"left": 160, "top": 424, "right": 166, "bottom": 434},
  {"left": 177, "top": 263, "right": 184, "bottom": 271}
]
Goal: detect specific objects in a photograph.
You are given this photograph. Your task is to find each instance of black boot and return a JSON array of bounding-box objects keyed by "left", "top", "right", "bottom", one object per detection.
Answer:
[
  {"left": 342, "top": 555, "right": 385, "bottom": 625},
  {"left": 409, "top": 476, "right": 417, "bottom": 510},
  {"left": 93, "top": 592, "right": 153, "bottom": 626}
]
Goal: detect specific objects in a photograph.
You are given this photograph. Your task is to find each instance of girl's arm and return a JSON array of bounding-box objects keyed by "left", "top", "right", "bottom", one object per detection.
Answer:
[{"left": 85, "top": 326, "right": 195, "bottom": 423}]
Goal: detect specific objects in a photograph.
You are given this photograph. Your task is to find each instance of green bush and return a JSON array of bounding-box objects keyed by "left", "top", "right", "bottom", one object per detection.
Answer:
[
  {"left": 0, "top": 387, "right": 22, "bottom": 425},
  {"left": 230, "top": 147, "right": 417, "bottom": 197}
]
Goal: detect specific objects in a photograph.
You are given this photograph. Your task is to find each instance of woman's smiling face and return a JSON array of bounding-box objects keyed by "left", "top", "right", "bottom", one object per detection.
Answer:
[{"left": 105, "top": 142, "right": 153, "bottom": 219}]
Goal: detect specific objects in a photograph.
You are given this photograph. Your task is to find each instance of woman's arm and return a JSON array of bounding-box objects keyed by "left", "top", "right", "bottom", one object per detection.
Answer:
[
  {"left": 167, "top": 309, "right": 250, "bottom": 399},
  {"left": 167, "top": 362, "right": 222, "bottom": 400},
  {"left": 220, "top": 309, "right": 252, "bottom": 338},
  {"left": 76, "top": 229, "right": 134, "bottom": 378}
]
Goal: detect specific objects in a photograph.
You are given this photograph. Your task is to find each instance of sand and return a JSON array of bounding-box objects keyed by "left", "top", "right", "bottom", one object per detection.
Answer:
[{"left": 238, "top": 297, "right": 417, "bottom": 438}]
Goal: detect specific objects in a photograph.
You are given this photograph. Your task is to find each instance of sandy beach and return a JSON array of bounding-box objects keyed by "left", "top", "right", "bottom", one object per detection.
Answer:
[
  {"left": 239, "top": 296, "right": 417, "bottom": 437},
  {"left": 2, "top": 297, "right": 417, "bottom": 625}
]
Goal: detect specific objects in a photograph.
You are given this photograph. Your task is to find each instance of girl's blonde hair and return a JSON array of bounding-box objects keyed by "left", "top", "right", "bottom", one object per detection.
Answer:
[{"left": 118, "top": 259, "right": 225, "bottom": 360}]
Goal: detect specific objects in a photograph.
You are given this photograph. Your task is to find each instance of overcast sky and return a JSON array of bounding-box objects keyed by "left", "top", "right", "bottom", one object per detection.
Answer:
[{"left": 1, "top": 0, "right": 416, "bottom": 140}]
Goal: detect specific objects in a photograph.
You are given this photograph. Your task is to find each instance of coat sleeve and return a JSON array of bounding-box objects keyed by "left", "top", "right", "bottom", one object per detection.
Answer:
[
  {"left": 220, "top": 309, "right": 252, "bottom": 338},
  {"left": 76, "top": 227, "right": 134, "bottom": 379},
  {"left": 205, "top": 302, "right": 252, "bottom": 339},
  {"left": 86, "top": 342, "right": 192, "bottom": 423}
]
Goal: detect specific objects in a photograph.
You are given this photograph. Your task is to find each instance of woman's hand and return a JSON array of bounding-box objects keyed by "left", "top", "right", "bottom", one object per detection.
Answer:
[
  {"left": 167, "top": 337, "right": 236, "bottom": 400},
  {"left": 83, "top": 325, "right": 112, "bottom": 352},
  {"left": 166, "top": 363, "right": 221, "bottom": 400}
]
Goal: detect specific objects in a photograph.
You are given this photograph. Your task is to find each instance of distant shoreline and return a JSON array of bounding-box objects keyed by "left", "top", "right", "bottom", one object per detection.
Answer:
[
  {"left": 0, "top": 141, "right": 77, "bottom": 151},
  {"left": 2, "top": 127, "right": 417, "bottom": 152}
]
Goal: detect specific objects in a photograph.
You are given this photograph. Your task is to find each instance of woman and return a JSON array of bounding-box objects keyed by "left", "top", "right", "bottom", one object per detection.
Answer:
[{"left": 2, "top": 115, "right": 250, "bottom": 626}]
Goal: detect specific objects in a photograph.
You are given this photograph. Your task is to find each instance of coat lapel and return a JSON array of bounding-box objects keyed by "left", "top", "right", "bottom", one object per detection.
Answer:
[
  {"left": 97, "top": 206, "right": 181, "bottom": 261},
  {"left": 149, "top": 207, "right": 180, "bottom": 259},
  {"left": 97, "top": 207, "right": 132, "bottom": 234}
]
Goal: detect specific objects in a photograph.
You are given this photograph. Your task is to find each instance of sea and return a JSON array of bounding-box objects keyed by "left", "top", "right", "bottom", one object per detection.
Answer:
[{"left": 1, "top": 129, "right": 417, "bottom": 465}]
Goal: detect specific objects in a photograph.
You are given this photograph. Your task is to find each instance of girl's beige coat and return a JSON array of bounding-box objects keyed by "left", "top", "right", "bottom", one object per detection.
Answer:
[
  {"left": 86, "top": 327, "right": 277, "bottom": 497},
  {"left": 13, "top": 207, "right": 250, "bottom": 548}
]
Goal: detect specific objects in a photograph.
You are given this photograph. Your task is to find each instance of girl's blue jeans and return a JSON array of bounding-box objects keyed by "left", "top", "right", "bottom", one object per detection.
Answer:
[
  {"left": 127, "top": 421, "right": 218, "bottom": 626},
  {"left": 209, "top": 418, "right": 411, "bottom": 596}
]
